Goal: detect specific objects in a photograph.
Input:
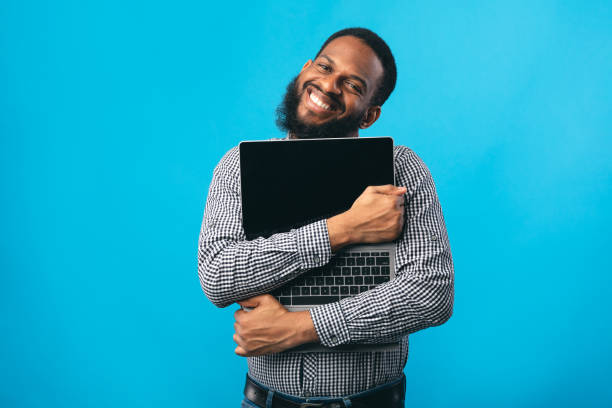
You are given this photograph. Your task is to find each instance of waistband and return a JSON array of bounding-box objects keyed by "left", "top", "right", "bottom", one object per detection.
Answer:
[{"left": 244, "top": 373, "right": 406, "bottom": 408}]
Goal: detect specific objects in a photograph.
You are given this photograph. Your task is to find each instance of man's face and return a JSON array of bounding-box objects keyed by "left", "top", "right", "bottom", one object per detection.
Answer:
[{"left": 276, "top": 35, "right": 384, "bottom": 139}]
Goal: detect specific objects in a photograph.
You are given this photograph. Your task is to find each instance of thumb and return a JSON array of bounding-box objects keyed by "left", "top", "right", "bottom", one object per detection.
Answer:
[
  {"left": 391, "top": 186, "right": 407, "bottom": 195},
  {"left": 237, "top": 294, "right": 272, "bottom": 308},
  {"left": 369, "top": 185, "right": 406, "bottom": 195}
]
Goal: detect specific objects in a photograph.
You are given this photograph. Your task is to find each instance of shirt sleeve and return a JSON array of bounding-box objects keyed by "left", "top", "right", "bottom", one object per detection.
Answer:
[
  {"left": 309, "top": 152, "right": 454, "bottom": 347},
  {"left": 198, "top": 147, "right": 333, "bottom": 308}
]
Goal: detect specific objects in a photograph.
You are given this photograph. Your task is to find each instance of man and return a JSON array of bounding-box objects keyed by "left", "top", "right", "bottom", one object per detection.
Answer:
[{"left": 198, "top": 28, "right": 454, "bottom": 407}]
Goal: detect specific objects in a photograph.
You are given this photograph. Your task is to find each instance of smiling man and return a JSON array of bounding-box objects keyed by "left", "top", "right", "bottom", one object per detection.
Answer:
[
  {"left": 276, "top": 32, "right": 390, "bottom": 140},
  {"left": 198, "top": 28, "right": 454, "bottom": 408}
]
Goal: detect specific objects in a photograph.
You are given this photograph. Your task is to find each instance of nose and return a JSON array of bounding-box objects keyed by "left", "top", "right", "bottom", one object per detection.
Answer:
[{"left": 319, "top": 73, "right": 342, "bottom": 96}]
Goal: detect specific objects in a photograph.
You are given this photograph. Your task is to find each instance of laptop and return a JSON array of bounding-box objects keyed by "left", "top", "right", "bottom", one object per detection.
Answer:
[{"left": 239, "top": 137, "right": 400, "bottom": 352}]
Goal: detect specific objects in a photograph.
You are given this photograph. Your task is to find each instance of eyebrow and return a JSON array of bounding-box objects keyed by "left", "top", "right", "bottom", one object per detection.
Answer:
[{"left": 319, "top": 54, "right": 368, "bottom": 91}]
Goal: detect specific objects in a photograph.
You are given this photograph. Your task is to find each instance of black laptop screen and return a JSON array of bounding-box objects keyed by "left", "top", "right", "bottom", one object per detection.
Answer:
[{"left": 239, "top": 137, "right": 394, "bottom": 240}]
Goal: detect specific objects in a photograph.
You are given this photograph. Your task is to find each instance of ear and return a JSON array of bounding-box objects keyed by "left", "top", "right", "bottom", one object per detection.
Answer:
[
  {"left": 300, "top": 60, "right": 313, "bottom": 73},
  {"left": 359, "top": 105, "right": 381, "bottom": 129}
]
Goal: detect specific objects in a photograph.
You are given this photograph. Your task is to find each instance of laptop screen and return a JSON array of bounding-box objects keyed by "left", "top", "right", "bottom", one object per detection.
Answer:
[{"left": 239, "top": 137, "right": 394, "bottom": 240}]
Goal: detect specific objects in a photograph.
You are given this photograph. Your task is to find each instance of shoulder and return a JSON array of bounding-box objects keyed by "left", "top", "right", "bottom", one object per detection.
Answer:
[
  {"left": 209, "top": 145, "right": 241, "bottom": 192},
  {"left": 215, "top": 145, "right": 240, "bottom": 173},
  {"left": 393, "top": 144, "right": 433, "bottom": 195}
]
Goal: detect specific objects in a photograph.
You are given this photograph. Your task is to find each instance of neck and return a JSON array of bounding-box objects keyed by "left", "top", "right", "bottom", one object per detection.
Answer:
[{"left": 289, "top": 129, "right": 360, "bottom": 140}]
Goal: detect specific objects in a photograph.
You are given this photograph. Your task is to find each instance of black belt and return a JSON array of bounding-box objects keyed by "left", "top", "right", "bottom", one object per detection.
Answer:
[{"left": 244, "top": 374, "right": 405, "bottom": 408}]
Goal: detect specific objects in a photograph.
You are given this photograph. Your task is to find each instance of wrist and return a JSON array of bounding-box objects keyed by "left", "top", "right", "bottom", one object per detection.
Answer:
[
  {"left": 326, "top": 212, "right": 355, "bottom": 252},
  {"left": 294, "top": 311, "right": 320, "bottom": 345}
]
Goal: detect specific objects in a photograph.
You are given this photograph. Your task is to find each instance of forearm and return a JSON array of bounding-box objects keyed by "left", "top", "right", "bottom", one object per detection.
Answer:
[
  {"left": 310, "top": 245, "right": 454, "bottom": 346},
  {"left": 326, "top": 214, "right": 353, "bottom": 253},
  {"left": 293, "top": 310, "right": 320, "bottom": 345},
  {"left": 199, "top": 220, "right": 332, "bottom": 308}
]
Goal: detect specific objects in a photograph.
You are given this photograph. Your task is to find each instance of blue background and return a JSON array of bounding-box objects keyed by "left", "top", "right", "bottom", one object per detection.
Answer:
[{"left": 2, "top": 1, "right": 611, "bottom": 407}]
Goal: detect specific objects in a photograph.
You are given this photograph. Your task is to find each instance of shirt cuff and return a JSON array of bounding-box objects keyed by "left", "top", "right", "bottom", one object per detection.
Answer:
[
  {"left": 309, "top": 301, "right": 351, "bottom": 347},
  {"left": 295, "top": 219, "right": 332, "bottom": 269}
]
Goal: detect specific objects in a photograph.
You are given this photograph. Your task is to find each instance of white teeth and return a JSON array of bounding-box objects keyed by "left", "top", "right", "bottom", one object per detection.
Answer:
[{"left": 309, "top": 91, "right": 332, "bottom": 110}]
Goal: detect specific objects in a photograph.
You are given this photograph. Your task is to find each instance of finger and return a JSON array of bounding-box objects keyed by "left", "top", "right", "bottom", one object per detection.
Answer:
[
  {"left": 395, "top": 196, "right": 405, "bottom": 208},
  {"left": 234, "top": 307, "right": 250, "bottom": 322},
  {"left": 257, "top": 294, "right": 279, "bottom": 305},
  {"left": 235, "top": 345, "right": 248, "bottom": 357},
  {"left": 233, "top": 333, "right": 251, "bottom": 357},
  {"left": 391, "top": 186, "right": 407, "bottom": 195},
  {"left": 262, "top": 294, "right": 284, "bottom": 306},
  {"left": 237, "top": 294, "right": 268, "bottom": 308},
  {"left": 233, "top": 332, "right": 246, "bottom": 347},
  {"left": 370, "top": 185, "right": 407, "bottom": 195},
  {"left": 236, "top": 299, "right": 258, "bottom": 308},
  {"left": 367, "top": 184, "right": 397, "bottom": 194}
]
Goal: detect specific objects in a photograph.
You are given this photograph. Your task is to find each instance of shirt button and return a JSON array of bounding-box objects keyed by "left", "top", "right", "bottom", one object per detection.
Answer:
[
  {"left": 330, "top": 334, "right": 337, "bottom": 342},
  {"left": 313, "top": 254, "right": 320, "bottom": 263},
  {"left": 430, "top": 234, "right": 438, "bottom": 241}
]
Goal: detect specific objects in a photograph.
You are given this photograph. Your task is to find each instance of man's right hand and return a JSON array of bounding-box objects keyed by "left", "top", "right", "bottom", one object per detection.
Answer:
[{"left": 327, "top": 185, "right": 407, "bottom": 252}]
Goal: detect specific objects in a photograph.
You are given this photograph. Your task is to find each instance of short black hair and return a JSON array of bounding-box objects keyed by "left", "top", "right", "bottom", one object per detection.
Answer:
[{"left": 315, "top": 27, "right": 396, "bottom": 107}]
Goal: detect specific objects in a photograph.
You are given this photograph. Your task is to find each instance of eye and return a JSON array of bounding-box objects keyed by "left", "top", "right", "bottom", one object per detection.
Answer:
[
  {"left": 318, "top": 63, "right": 331, "bottom": 72},
  {"left": 346, "top": 81, "right": 362, "bottom": 93}
]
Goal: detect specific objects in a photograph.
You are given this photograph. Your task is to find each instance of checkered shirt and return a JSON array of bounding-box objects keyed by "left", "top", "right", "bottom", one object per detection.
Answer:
[{"left": 198, "top": 140, "right": 454, "bottom": 397}]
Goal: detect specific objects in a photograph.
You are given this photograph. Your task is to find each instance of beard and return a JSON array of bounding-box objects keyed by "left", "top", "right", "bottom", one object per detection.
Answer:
[{"left": 275, "top": 75, "right": 365, "bottom": 139}]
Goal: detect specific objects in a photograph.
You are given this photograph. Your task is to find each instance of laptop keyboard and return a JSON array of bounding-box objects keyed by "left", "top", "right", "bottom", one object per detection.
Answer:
[{"left": 271, "top": 251, "right": 391, "bottom": 306}]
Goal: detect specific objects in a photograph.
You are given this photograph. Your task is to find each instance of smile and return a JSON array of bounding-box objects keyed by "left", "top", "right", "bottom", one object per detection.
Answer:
[
  {"left": 310, "top": 91, "right": 332, "bottom": 110},
  {"left": 305, "top": 87, "right": 338, "bottom": 113}
]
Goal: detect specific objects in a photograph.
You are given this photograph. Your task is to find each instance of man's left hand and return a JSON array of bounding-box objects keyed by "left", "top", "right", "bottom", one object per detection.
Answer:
[{"left": 233, "top": 294, "right": 319, "bottom": 357}]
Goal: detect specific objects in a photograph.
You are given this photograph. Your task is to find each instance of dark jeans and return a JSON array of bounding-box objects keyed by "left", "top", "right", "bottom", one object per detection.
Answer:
[{"left": 241, "top": 373, "right": 406, "bottom": 408}]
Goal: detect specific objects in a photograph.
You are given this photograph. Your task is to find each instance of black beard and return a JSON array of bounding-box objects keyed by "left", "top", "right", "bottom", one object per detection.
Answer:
[{"left": 275, "top": 76, "right": 365, "bottom": 139}]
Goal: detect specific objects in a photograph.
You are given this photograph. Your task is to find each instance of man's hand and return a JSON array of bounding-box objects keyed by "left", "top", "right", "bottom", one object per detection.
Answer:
[
  {"left": 233, "top": 294, "right": 320, "bottom": 357},
  {"left": 327, "top": 184, "right": 406, "bottom": 252}
]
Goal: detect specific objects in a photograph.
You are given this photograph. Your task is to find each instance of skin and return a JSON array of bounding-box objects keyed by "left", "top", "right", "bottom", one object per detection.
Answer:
[
  {"left": 233, "top": 36, "right": 406, "bottom": 357},
  {"left": 295, "top": 35, "right": 384, "bottom": 136}
]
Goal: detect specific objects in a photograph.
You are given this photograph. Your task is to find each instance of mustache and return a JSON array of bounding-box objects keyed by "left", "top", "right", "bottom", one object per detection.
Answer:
[{"left": 301, "top": 81, "right": 344, "bottom": 112}]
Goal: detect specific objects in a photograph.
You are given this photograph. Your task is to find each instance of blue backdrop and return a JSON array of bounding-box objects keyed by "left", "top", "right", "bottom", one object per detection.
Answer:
[{"left": 2, "top": 1, "right": 611, "bottom": 407}]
